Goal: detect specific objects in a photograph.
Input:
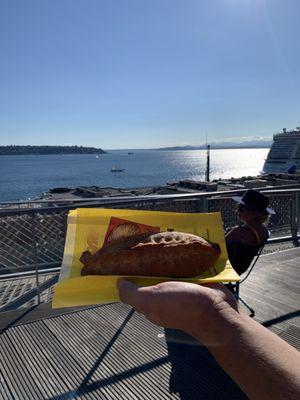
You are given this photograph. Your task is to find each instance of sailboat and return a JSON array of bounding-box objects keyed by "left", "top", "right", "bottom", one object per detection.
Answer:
[{"left": 111, "top": 163, "right": 125, "bottom": 172}]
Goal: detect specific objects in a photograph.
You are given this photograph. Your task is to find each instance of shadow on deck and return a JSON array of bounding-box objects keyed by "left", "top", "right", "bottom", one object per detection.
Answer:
[{"left": 0, "top": 248, "right": 299, "bottom": 399}]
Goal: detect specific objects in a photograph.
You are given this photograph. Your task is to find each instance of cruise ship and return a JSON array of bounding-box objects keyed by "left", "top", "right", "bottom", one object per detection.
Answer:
[{"left": 263, "top": 127, "right": 300, "bottom": 173}]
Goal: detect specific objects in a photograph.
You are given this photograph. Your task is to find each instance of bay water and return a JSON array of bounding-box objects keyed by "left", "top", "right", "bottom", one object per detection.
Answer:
[{"left": 0, "top": 148, "right": 269, "bottom": 201}]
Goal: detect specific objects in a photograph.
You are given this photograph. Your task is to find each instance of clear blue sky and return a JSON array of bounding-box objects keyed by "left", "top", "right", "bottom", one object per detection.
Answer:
[{"left": 0, "top": 0, "right": 299, "bottom": 149}]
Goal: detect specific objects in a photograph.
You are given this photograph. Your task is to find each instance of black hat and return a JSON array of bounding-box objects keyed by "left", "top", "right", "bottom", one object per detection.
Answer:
[{"left": 232, "top": 190, "right": 275, "bottom": 214}]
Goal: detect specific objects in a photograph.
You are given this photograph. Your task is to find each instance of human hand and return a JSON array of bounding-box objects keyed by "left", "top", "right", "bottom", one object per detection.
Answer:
[
  {"left": 118, "top": 280, "right": 300, "bottom": 400},
  {"left": 117, "top": 280, "right": 241, "bottom": 346}
]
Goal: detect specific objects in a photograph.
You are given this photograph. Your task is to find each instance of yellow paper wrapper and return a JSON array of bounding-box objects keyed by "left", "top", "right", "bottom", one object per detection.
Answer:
[{"left": 52, "top": 208, "right": 239, "bottom": 308}]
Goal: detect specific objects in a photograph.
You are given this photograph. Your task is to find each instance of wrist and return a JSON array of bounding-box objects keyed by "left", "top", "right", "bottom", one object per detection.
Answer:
[{"left": 189, "top": 305, "right": 247, "bottom": 348}]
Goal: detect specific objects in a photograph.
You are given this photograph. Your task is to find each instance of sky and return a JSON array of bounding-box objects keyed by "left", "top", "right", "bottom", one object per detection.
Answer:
[{"left": 0, "top": 0, "right": 299, "bottom": 149}]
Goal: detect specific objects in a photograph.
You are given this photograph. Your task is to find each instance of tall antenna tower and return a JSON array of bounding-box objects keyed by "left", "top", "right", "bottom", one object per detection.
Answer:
[
  {"left": 205, "top": 130, "right": 210, "bottom": 182},
  {"left": 205, "top": 144, "right": 210, "bottom": 182}
]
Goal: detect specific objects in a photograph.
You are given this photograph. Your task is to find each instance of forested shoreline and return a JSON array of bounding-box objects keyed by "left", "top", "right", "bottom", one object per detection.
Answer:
[{"left": 0, "top": 145, "right": 106, "bottom": 155}]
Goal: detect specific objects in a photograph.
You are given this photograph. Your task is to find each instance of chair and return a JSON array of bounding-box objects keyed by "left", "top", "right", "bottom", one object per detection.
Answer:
[{"left": 227, "top": 241, "right": 267, "bottom": 317}]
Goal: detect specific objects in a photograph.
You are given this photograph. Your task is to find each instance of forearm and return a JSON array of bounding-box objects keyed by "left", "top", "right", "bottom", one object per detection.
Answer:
[
  {"left": 194, "top": 311, "right": 300, "bottom": 400},
  {"left": 117, "top": 279, "right": 300, "bottom": 399}
]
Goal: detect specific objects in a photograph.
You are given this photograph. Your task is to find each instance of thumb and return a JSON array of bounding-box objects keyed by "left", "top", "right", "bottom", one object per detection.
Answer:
[{"left": 117, "top": 278, "right": 140, "bottom": 306}]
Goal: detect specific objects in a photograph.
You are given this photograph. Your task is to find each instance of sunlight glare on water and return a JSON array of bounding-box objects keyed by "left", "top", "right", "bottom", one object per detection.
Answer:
[{"left": 0, "top": 148, "right": 269, "bottom": 201}]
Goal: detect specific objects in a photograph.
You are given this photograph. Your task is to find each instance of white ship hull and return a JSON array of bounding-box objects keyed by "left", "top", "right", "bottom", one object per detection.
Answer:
[{"left": 263, "top": 127, "right": 300, "bottom": 174}]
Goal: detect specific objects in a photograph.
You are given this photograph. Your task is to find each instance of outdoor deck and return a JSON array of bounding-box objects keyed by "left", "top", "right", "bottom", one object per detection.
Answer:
[{"left": 0, "top": 248, "right": 299, "bottom": 399}]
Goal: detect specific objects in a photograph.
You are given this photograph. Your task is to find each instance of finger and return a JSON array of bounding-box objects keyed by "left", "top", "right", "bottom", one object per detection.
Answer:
[
  {"left": 202, "top": 282, "right": 235, "bottom": 297},
  {"left": 201, "top": 282, "right": 238, "bottom": 309},
  {"left": 117, "top": 279, "right": 148, "bottom": 313},
  {"left": 200, "top": 282, "right": 224, "bottom": 290},
  {"left": 117, "top": 278, "right": 136, "bottom": 303},
  {"left": 80, "top": 250, "right": 91, "bottom": 264}
]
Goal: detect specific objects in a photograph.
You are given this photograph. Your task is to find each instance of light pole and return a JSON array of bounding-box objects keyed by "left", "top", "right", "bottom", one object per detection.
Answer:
[{"left": 205, "top": 144, "right": 210, "bottom": 182}]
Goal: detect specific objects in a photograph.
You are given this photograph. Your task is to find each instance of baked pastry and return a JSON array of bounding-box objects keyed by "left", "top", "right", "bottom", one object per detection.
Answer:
[{"left": 80, "top": 231, "right": 221, "bottom": 278}]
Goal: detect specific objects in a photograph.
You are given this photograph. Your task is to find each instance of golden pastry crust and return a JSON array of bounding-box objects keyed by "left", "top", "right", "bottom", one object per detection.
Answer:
[{"left": 80, "top": 231, "right": 221, "bottom": 277}]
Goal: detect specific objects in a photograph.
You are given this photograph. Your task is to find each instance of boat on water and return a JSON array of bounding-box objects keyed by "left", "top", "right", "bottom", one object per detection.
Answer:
[
  {"left": 263, "top": 127, "right": 300, "bottom": 174},
  {"left": 111, "top": 164, "right": 125, "bottom": 172}
]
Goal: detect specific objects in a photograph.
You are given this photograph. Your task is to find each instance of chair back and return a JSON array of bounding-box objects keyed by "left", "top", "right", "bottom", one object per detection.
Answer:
[{"left": 227, "top": 241, "right": 266, "bottom": 276}]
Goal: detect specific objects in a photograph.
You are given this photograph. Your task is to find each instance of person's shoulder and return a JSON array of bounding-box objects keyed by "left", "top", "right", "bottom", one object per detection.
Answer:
[
  {"left": 231, "top": 225, "right": 249, "bottom": 234},
  {"left": 225, "top": 225, "right": 239, "bottom": 233},
  {"left": 260, "top": 225, "right": 270, "bottom": 242},
  {"left": 244, "top": 224, "right": 270, "bottom": 245},
  {"left": 225, "top": 225, "right": 249, "bottom": 243}
]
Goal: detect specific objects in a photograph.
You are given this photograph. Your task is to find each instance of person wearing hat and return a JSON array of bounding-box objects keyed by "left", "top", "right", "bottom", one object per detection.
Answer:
[{"left": 225, "top": 189, "right": 275, "bottom": 275}]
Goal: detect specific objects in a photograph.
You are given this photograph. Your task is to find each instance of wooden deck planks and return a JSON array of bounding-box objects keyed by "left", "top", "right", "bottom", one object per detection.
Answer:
[
  {"left": 0, "top": 247, "right": 299, "bottom": 399},
  {"left": 0, "top": 303, "right": 247, "bottom": 399},
  {"left": 240, "top": 248, "right": 300, "bottom": 335}
]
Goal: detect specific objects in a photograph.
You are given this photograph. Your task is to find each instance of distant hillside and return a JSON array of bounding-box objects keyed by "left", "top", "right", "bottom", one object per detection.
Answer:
[
  {"left": 158, "top": 139, "right": 272, "bottom": 150},
  {"left": 0, "top": 145, "right": 106, "bottom": 155}
]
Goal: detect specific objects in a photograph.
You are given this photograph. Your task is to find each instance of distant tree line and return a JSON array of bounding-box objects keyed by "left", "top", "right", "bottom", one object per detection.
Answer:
[{"left": 0, "top": 145, "right": 106, "bottom": 155}]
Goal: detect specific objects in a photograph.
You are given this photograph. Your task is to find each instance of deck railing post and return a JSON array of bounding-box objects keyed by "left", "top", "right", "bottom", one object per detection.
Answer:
[
  {"left": 291, "top": 192, "right": 299, "bottom": 244},
  {"left": 202, "top": 195, "right": 209, "bottom": 213},
  {"left": 31, "top": 212, "right": 41, "bottom": 305},
  {"left": 297, "top": 191, "right": 300, "bottom": 240},
  {"left": 195, "top": 196, "right": 204, "bottom": 213}
]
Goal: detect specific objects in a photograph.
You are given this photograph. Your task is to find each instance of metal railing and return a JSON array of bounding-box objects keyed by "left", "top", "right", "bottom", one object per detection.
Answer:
[{"left": 0, "top": 187, "right": 299, "bottom": 312}]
